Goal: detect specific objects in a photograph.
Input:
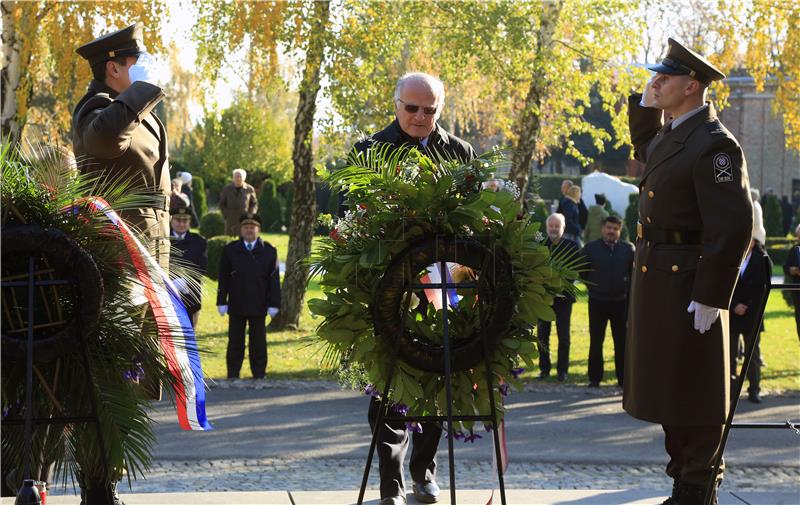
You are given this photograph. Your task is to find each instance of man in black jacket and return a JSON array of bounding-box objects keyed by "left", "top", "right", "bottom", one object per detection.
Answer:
[
  {"left": 784, "top": 224, "right": 800, "bottom": 339},
  {"left": 354, "top": 72, "right": 476, "bottom": 505},
  {"left": 537, "top": 213, "right": 581, "bottom": 382},
  {"left": 169, "top": 206, "right": 207, "bottom": 328},
  {"left": 217, "top": 214, "right": 281, "bottom": 379},
  {"left": 730, "top": 238, "right": 772, "bottom": 403},
  {"left": 580, "top": 216, "right": 635, "bottom": 387}
]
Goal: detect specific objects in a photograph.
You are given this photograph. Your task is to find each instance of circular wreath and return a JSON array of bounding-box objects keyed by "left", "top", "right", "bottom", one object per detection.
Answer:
[
  {"left": 1, "top": 225, "right": 104, "bottom": 363},
  {"left": 309, "top": 145, "right": 578, "bottom": 436},
  {"left": 373, "top": 234, "right": 514, "bottom": 373}
]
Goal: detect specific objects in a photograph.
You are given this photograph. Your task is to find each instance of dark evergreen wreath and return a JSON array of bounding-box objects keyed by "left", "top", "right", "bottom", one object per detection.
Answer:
[{"left": 309, "top": 145, "right": 579, "bottom": 435}]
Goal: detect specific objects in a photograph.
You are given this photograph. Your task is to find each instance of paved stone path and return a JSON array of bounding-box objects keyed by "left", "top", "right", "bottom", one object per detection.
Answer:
[{"left": 116, "top": 459, "right": 799, "bottom": 494}]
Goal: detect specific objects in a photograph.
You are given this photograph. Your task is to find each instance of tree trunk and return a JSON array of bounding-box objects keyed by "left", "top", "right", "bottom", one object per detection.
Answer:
[
  {"left": 508, "top": 1, "right": 563, "bottom": 199},
  {"left": 270, "top": 0, "right": 330, "bottom": 330},
  {"left": 1, "top": 0, "right": 22, "bottom": 142}
]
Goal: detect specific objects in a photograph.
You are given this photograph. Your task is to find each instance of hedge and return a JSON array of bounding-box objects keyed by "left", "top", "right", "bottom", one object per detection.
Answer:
[
  {"left": 205, "top": 235, "right": 231, "bottom": 281},
  {"left": 200, "top": 211, "right": 226, "bottom": 239},
  {"left": 258, "top": 179, "right": 283, "bottom": 232},
  {"left": 192, "top": 176, "right": 208, "bottom": 219}
]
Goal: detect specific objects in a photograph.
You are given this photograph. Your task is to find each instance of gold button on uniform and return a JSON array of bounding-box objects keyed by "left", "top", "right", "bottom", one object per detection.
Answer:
[
  {"left": 671, "top": 265, "right": 679, "bottom": 272},
  {"left": 641, "top": 266, "right": 648, "bottom": 273},
  {"left": 648, "top": 191, "right": 655, "bottom": 198}
]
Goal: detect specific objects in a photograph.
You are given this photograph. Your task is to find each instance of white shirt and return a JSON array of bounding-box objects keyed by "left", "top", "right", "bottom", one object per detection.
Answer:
[
  {"left": 670, "top": 104, "right": 708, "bottom": 130},
  {"left": 173, "top": 232, "right": 186, "bottom": 241},
  {"left": 244, "top": 240, "right": 257, "bottom": 251},
  {"left": 420, "top": 136, "right": 430, "bottom": 148}
]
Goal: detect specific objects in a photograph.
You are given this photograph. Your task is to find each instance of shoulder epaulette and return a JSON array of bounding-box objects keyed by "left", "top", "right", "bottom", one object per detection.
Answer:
[{"left": 704, "top": 120, "right": 725, "bottom": 136}]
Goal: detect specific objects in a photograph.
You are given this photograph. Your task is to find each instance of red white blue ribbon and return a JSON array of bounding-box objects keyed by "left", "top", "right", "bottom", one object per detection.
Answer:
[
  {"left": 421, "top": 263, "right": 460, "bottom": 311},
  {"left": 82, "top": 198, "right": 211, "bottom": 431}
]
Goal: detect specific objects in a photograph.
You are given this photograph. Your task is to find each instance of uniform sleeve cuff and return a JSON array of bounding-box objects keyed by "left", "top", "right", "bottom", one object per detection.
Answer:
[{"left": 691, "top": 263, "right": 741, "bottom": 309}]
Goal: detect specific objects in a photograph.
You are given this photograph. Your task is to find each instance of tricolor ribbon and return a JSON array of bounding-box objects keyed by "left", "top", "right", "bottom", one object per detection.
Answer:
[
  {"left": 421, "top": 263, "right": 461, "bottom": 311},
  {"left": 81, "top": 197, "right": 211, "bottom": 431}
]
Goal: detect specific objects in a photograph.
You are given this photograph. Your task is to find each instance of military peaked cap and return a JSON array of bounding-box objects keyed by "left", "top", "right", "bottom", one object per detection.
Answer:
[
  {"left": 647, "top": 38, "right": 725, "bottom": 84},
  {"left": 240, "top": 213, "right": 262, "bottom": 227},
  {"left": 76, "top": 22, "right": 146, "bottom": 66},
  {"left": 170, "top": 206, "right": 191, "bottom": 218}
]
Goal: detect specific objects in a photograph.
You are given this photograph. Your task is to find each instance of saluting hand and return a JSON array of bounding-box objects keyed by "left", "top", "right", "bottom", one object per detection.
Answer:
[
  {"left": 128, "top": 52, "right": 168, "bottom": 86},
  {"left": 640, "top": 74, "right": 657, "bottom": 108}
]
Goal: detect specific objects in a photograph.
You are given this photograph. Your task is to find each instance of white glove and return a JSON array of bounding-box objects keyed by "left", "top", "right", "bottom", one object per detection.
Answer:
[
  {"left": 172, "top": 278, "right": 190, "bottom": 294},
  {"left": 128, "top": 52, "right": 168, "bottom": 86},
  {"left": 268, "top": 307, "right": 279, "bottom": 318},
  {"left": 687, "top": 301, "right": 720, "bottom": 334},
  {"left": 217, "top": 305, "right": 228, "bottom": 316},
  {"left": 640, "top": 74, "right": 657, "bottom": 108}
]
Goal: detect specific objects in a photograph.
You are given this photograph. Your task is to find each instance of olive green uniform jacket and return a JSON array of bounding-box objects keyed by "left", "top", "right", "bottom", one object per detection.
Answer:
[
  {"left": 623, "top": 95, "right": 753, "bottom": 426},
  {"left": 72, "top": 80, "right": 171, "bottom": 270}
]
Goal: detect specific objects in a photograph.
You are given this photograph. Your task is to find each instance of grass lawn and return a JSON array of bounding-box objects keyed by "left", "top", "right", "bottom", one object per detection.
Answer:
[{"left": 194, "top": 233, "right": 800, "bottom": 392}]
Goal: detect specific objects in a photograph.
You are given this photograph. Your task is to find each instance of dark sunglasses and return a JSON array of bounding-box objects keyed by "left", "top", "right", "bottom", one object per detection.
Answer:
[{"left": 396, "top": 98, "right": 437, "bottom": 116}]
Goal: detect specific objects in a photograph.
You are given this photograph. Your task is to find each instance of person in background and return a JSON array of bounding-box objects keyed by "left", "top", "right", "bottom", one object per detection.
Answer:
[
  {"left": 580, "top": 215, "right": 634, "bottom": 388},
  {"left": 217, "top": 213, "right": 281, "bottom": 380},
  {"left": 560, "top": 185, "right": 584, "bottom": 247},
  {"left": 177, "top": 171, "right": 200, "bottom": 227},
  {"left": 784, "top": 223, "right": 800, "bottom": 339},
  {"left": 170, "top": 177, "right": 189, "bottom": 211},
  {"left": 584, "top": 193, "right": 610, "bottom": 243},
  {"left": 729, "top": 235, "right": 771, "bottom": 404},
  {"left": 557, "top": 179, "right": 589, "bottom": 231},
  {"left": 219, "top": 168, "right": 258, "bottom": 237},
  {"left": 537, "top": 213, "right": 580, "bottom": 382},
  {"left": 169, "top": 205, "right": 207, "bottom": 328}
]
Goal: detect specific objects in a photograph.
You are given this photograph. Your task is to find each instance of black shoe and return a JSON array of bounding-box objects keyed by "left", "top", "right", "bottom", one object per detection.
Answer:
[
  {"left": 379, "top": 496, "right": 406, "bottom": 505},
  {"left": 557, "top": 371, "right": 567, "bottom": 382},
  {"left": 537, "top": 371, "right": 550, "bottom": 380},
  {"left": 588, "top": 381, "right": 600, "bottom": 388},
  {"left": 412, "top": 480, "right": 440, "bottom": 503},
  {"left": 748, "top": 391, "right": 762, "bottom": 403}
]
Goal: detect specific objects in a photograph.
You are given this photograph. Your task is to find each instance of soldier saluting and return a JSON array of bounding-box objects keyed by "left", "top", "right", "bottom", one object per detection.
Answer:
[
  {"left": 71, "top": 23, "right": 171, "bottom": 504},
  {"left": 73, "top": 22, "right": 171, "bottom": 270},
  {"left": 625, "top": 38, "right": 753, "bottom": 505}
]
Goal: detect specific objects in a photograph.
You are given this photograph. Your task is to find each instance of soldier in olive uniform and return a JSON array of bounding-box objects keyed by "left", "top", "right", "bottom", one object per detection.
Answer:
[
  {"left": 71, "top": 23, "right": 171, "bottom": 504},
  {"left": 73, "top": 22, "right": 171, "bottom": 270},
  {"left": 625, "top": 39, "right": 753, "bottom": 505}
]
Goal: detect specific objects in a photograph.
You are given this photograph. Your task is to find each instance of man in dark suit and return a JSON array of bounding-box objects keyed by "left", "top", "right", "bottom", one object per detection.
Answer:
[
  {"left": 784, "top": 224, "right": 800, "bottom": 339},
  {"left": 625, "top": 38, "right": 753, "bottom": 505},
  {"left": 169, "top": 206, "right": 207, "bottom": 328},
  {"left": 580, "top": 215, "right": 635, "bottom": 387},
  {"left": 216, "top": 214, "right": 281, "bottom": 379},
  {"left": 353, "top": 72, "right": 476, "bottom": 505},
  {"left": 537, "top": 213, "right": 580, "bottom": 382},
  {"left": 729, "top": 238, "right": 772, "bottom": 403},
  {"left": 73, "top": 22, "right": 171, "bottom": 271}
]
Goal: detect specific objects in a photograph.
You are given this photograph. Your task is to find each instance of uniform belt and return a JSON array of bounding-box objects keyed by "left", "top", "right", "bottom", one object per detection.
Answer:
[{"left": 636, "top": 223, "right": 702, "bottom": 245}]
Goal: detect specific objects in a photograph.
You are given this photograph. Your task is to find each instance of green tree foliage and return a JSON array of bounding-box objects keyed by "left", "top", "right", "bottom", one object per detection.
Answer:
[
  {"left": 199, "top": 211, "right": 225, "bottom": 239},
  {"left": 179, "top": 97, "right": 293, "bottom": 195},
  {"left": 764, "top": 194, "right": 784, "bottom": 237},
  {"left": 258, "top": 179, "right": 284, "bottom": 232}
]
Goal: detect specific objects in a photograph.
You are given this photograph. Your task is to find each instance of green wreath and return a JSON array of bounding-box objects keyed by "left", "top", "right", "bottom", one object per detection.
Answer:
[{"left": 309, "top": 145, "right": 578, "bottom": 438}]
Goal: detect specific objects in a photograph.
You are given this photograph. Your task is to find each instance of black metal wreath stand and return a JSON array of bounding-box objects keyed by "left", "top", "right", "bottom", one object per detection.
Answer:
[
  {"left": 357, "top": 257, "right": 507, "bottom": 505},
  {"left": 702, "top": 262, "right": 800, "bottom": 505},
  {"left": 2, "top": 255, "right": 107, "bottom": 503}
]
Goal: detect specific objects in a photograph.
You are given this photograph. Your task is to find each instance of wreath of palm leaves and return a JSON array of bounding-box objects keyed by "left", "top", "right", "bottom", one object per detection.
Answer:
[
  {"left": 309, "top": 144, "right": 583, "bottom": 438},
  {"left": 0, "top": 138, "right": 196, "bottom": 492}
]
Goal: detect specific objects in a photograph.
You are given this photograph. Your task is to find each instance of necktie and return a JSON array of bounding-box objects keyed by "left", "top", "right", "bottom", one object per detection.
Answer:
[{"left": 246, "top": 242, "right": 253, "bottom": 251}]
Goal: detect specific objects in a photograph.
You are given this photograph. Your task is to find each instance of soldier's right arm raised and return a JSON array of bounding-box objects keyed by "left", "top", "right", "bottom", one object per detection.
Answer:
[{"left": 76, "top": 81, "right": 165, "bottom": 159}]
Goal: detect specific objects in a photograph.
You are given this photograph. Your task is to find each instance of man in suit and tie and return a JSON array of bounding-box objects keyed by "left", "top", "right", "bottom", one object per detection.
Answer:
[
  {"left": 217, "top": 214, "right": 281, "bottom": 379},
  {"left": 625, "top": 38, "right": 753, "bottom": 505},
  {"left": 729, "top": 237, "right": 772, "bottom": 404}
]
